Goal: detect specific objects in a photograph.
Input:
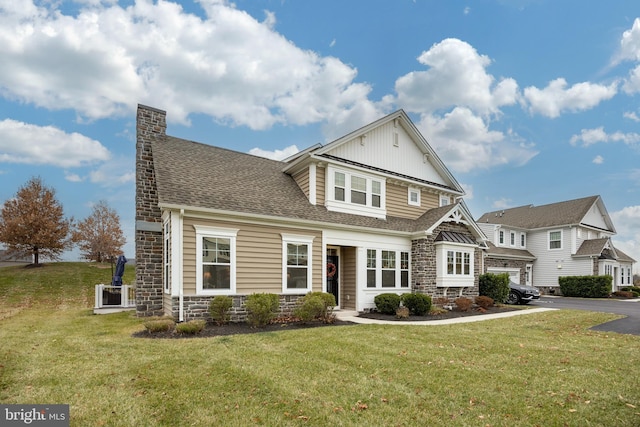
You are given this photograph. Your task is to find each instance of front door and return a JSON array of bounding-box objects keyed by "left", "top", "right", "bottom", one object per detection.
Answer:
[{"left": 326, "top": 248, "right": 339, "bottom": 306}]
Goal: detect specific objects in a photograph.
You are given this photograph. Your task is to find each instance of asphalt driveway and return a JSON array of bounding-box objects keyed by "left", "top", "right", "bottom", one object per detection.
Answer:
[{"left": 530, "top": 296, "right": 640, "bottom": 335}]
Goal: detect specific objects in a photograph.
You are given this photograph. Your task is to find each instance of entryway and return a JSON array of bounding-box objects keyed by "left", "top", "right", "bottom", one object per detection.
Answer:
[{"left": 326, "top": 247, "right": 339, "bottom": 306}]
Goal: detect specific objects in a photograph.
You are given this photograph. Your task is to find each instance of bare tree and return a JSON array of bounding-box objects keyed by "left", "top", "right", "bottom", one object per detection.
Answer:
[
  {"left": 0, "top": 177, "right": 73, "bottom": 266},
  {"left": 72, "top": 200, "right": 125, "bottom": 263}
]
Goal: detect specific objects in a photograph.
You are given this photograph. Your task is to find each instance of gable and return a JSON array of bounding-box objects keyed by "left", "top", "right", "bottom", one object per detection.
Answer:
[
  {"left": 581, "top": 200, "right": 611, "bottom": 230},
  {"left": 323, "top": 119, "right": 450, "bottom": 187}
]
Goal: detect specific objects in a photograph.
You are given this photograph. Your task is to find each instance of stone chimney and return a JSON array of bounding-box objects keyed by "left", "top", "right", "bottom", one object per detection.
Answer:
[{"left": 135, "top": 104, "right": 166, "bottom": 317}]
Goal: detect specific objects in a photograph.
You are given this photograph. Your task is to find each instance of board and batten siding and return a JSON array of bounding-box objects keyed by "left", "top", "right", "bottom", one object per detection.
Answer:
[
  {"left": 182, "top": 216, "right": 323, "bottom": 295},
  {"left": 326, "top": 120, "right": 449, "bottom": 187}
]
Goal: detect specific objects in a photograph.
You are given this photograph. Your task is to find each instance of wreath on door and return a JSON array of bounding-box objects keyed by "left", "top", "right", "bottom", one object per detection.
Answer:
[{"left": 326, "top": 262, "right": 337, "bottom": 278}]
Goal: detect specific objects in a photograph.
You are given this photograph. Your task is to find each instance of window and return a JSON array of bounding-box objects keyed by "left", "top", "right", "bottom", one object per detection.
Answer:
[
  {"left": 163, "top": 220, "right": 171, "bottom": 293},
  {"left": 334, "top": 172, "right": 345, "bottom": 201},
  {"left": 510, "top": 232, "right": 516, "bottom": 246},
  {"left": 282, "top": 234, "right": 314, "bottom": 293},
  {"left": 549, "top": 230, "right": 562, "bottom": 250},
  {"left": 520, "top": 233, "right": 526, "bottom": 247},
  {"left": 195, "top": 226, "right": 238, "bottom": 295},
  {"left": 367, "top": 249, "right": 376, "bottom": 288},
  {"left": 440, "top": 195, "right": 450, "bottom": 206},
  {"left": 408, "top": 188, "right": 420, "bottom": 206},
  {"left": 327, "top": 167, "right": 385, "bottom": 216},
  {"left": 499, "top": 230, "right": 505, "bottom": 245},
  {"left": 366, "top": 249, "right": 409, "bottom": 289},
  {"left": 381, "top": 250, "right": 396, "bottom": 287},
  {"left": 436, "top": 243, "right": 474, "bottom": 288},
  {"left": 447, "top": 250, "right": 471, "bottom": 276}
]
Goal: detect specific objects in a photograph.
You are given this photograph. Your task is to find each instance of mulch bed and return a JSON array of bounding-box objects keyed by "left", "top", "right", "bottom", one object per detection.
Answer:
[{"left": 133, "top": 305, "right": 523, "bottom": 339}]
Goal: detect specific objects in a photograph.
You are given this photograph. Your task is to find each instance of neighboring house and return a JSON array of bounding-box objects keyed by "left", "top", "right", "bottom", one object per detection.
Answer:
[
  {"left": 477, "top": 196, "right": 635, "bottom": 294},
  {"left": 135, "top": 105, "right": 488, "bottom": 320}
]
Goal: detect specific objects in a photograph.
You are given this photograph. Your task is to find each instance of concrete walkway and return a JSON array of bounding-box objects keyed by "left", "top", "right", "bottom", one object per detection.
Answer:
[{"left": 335, "top": 307, "right": 556, "bottom": 325}]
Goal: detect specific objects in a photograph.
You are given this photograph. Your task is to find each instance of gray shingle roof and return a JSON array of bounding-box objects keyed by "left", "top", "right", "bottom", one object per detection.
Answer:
[
  {"left": 476, "top": 196, "right": 601, "bottom": 229},
  {"left": 484, "top": 242, "right": 536, "bottom": 260},
  {"left": 574, "top": 238, "right": 609, "bottom": 257},
  {"left": 151, "top": 136, "right": 459, "bottom": 234}
]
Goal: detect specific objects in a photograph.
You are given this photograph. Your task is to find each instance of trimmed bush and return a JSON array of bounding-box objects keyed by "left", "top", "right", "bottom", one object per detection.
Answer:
[
  {"left": 479, "top": 273, "right": 510, "bottom": 303},
  {"left": 559, "top": 275, "right": 611, "bottom": 298},
  {"left": 475, "top": 295, "right": 494, "bottom": 309},
  {"left": 293, "top": 292, "right": 336, "bottom": 323},
  {"left": 209, "top": 295, "right": 233, "bottom": 325},
  {"left": 395, "top": 306, "right": 410, "bottom": 319},
  {"left": 454, "top": 297, "right": 473, "bottom": 312},
  {"left": 401, "top": 293, "right": 432, "bottom": 316},
  {"left": 621, "top": 286, "right": 640, "bottom": 294},
  {"left": 245, "top": 293, "right": 280, "bottom": 327},
  {"left": 143, "top": 318, "right": 175, "bottom": 333},
  {"left": 374, "top": 293, "right": 402, "bottom": 315},
  {"left": 176, "top": 319, "right": 206, "bottom": 335}
]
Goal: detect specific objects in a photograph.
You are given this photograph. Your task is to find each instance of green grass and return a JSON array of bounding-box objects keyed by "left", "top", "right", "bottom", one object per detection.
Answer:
[{"left": 1, "top": 263, "right": 639, "bottom": 426}]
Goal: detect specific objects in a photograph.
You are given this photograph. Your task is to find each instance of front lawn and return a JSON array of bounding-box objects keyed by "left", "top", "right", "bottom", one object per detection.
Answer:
[{"left": 1, "top": 263, "right": 639, "bottom": 426}]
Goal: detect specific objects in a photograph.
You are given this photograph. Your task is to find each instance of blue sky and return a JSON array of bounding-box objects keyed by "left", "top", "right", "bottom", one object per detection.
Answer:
[{"left": 1, "top": 0, "right": 640, "bottom": 271}]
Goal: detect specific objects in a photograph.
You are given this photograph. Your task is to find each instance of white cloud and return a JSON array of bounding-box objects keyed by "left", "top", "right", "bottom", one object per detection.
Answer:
[
  {"left": 416, "top": 107, "right": 538, "bottom": 173},
  {"left": 622, "top": 65, "right": 640, "bottom": 94},
  {"left": 88, "top": 156, "right": 134, "bottom": 187},
  {"left": 0, "top": 0, "right": 381, "bottom": 130},
  {"left": 65, "top": 172, "right": 84, "bottom": 182},
  {"left": 615, "top": 18, "right": 640, "bottom": 63},
  {"left": 611, "top": 205, "right": 640, "bottom": 273},
  {"left": 492, "top": 198, "right": 513, "bottom": 209},
  {"left": 0, "top": 119, "right": 110, "bottom": 167},
  {"left": 624, "top": 111, "right": 640, "bottom": 122},
  {"left": 523, "top": 78, "right": 617, "bottom": 118},
  {"left": 570, "top": 126, "right": 640, "bottom": 147},
  {"left": 593, "top": 155, "right": 604, "bottom": 164},
  {"left": 395, "top": 38, "right": 519, "bottom": 116},
  {"left": 249, "top": 144, "right": 299, "bottom": 161}
]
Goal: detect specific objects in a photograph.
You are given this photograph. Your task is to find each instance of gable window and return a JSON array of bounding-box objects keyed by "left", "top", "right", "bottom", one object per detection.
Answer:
[
  {"left": 195, "top": 226, "right": 238, "bottom": 295},
  {"left": 510, "top": 232, "right": 516, "bottom": 246},
  {"left": 408, "top": 188, "right": 420, "bottom": 206},
  {"left": 366, "top": 249, "right": 409, "bottom": 289},
  {"left": 282, "top": 234, "right": 314, "bottom": 293},
  {"left": 499, "top": 230, "right": 505, "bottom": 245},
  {"left": 327, "top": 166, "right": 385, "bottom": 218},
  {"left": 549, "top": 230, "right": 562, "bottom": 250}
]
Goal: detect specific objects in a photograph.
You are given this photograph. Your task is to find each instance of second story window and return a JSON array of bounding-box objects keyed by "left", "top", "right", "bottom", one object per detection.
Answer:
[
  {"left": 327, "top": 166, "right": 385, "bottom": 218},
  {"left": 549, "top": 230, "right": 562, "bottom": 250}
]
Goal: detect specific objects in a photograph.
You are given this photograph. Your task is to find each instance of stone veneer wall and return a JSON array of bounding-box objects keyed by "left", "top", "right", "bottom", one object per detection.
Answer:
[
  {"left": 411, "top": 221, "right": 481, "bottom": 303},
  {"left": 135, "top": 105, "right": 166, "bottom": 317},
  {"left": 170, "top": 294, "right": 307, "bottom": 322}
]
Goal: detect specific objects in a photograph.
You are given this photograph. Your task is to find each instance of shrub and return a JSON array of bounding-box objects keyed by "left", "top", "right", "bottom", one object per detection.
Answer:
[
  {"left": 559, "top": 275, "right": 611, "bottom": 298},
  {"left": 209, "top": 295, "right": 233, "bottom": 325},
  {"left": 621, "top": 286, "right": 640, "bottom": 294},
  {"left": 479, "top": 273, "right": 510, "bottom": 303},
  {"left": 395, "top": 306, "right": 410, "bottom": 319},
  {"left": 245, "top": 293, "right": 280, "bottom": 327},
  {"left": 401, "top": 293, "right": 432, "bottom": 316},
  {"left": 374, "top": 293, "right": 402, "bottom": 315},
  {"left": 176, "top": 319, "right": 206, "bottom": 335},
  {"left": 143, "top": 318, "right": 175, "bottom": 333},
  {"left": 612, "top": 291, "right": 635, "bottom": 299},
  {"left": 475, "top": 295, "right": 494, "bottom": 309},
  {"left": 294, "top": 292, "right": 336, "bottom": 323},
  {"left": 433, "top": 297, "right": 450, "bottom": 307},
  {"left": 454, "top": 297, "right": 473, "bottom": 312}
]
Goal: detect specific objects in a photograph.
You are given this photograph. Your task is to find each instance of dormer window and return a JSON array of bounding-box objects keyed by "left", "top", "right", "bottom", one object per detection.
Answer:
[
  {"left": 327, "top": 166, "right": 385, "bottom": 218},
  {"left": 408, "top": 188, "right": 420, "bottom": 206}
]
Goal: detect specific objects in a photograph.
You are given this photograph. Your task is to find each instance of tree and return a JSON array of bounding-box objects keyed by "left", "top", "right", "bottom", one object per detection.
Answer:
[
  {"left": 0, "top": 177, "right": 73, "bottom": 266},
  {"left": 72, "top": 200, "right": 125, "bottom": 263}
]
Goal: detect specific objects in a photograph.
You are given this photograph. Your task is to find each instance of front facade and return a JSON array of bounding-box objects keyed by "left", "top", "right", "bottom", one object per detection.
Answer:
[
  {"left": 477, "top": 196, "right": 635, "bottom": 294},
  {"left": 136, "top": 105, "right": 487, "bottom": 320}
]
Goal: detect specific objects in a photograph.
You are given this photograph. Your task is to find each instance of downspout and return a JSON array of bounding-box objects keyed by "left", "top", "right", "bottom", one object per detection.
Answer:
[{"left": 179, "top": 209, "right": 184, "bottom": 322}]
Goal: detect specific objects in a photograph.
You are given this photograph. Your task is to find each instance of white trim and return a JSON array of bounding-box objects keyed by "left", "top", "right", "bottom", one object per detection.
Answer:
[
  {"left": 408, "top": 187, "right": 420, "bottom": 206},
  {"left": 435, "top": 243, "right": 475, "bottom": 288},
  {"left": 194, "top": 225, "right": 239, "bottom": 295},
  {"left": 281, "top": 233, "right": 315, "bottom": 294},
  {"left": 548, "top": 229, "right": 563, "bottom": 250},
  {"left": 309, "top": 163, "right": 317, "bottom": 205},
  {"left": 325, "top": 165, "right": 387, "bottom": 219}
]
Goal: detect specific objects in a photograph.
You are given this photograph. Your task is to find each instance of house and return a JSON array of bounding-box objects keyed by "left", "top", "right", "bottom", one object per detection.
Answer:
[
  {"left": 477, "top": 196, "right": 635, "bottom": 294},
  {"left": 135, "top": 104, "right": 487, "bottom": 320}
]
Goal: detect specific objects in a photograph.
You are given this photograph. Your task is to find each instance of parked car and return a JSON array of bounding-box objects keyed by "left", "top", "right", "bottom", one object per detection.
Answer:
[{"left": 507, "top": 282, "right": 540, "bottom": 305}]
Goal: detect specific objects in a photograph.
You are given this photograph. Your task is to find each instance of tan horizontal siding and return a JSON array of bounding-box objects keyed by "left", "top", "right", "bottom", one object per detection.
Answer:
[
  {"left": 316, "top": 166, "right": 325, "bottom": 206},
  {"left": 293, "top": 168, "right": 310, "bottom": 199},
  {"left": 386, "top": 183, "right": 440, "bottom": 219},
  {"left": 182, "top": 216, "right": 322, "bottom": 295}
]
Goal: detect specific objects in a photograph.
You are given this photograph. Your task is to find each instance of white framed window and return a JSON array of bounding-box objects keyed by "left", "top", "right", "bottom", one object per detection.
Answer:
[
  {"left": 408, "top": 188, "right": 420, "bottom": 206},
  {"left": 327, "top": 166, "right": 385, "bottom": 218},
  {"left": 163, "top": 219, "right": 171, "bottom": 294},
  {"left": 510, "top": 231, "right": 516, "bottom": 246},
  {"left": 499, "top": 230, "right": 505, "bottom": 245},
  {"left": 520, "top": 233, "right": 526, "bottom": 248},
  {"left": 440, "top": 195, "right": 450, "bottom": 206},
  {"left": 549, "top": 230, "right": 562, "bottom": 250},
  {"left": 436, "top": 243, "right": 475, "bottom": 287},
  {"left": 365, "top": 249, "right": 410, "bottom": 289},
  {"left": 195, "top": 225, "right": 238, "bottom": 295},
  {"left": 282, "top": 234, "right": 314, "bottom": 293}
]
